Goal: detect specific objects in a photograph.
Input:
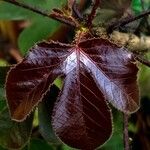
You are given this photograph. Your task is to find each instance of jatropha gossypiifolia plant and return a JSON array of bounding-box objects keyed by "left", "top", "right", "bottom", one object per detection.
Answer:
[{"left": 5, "top": 0, "right": 150, "bottom": 149}]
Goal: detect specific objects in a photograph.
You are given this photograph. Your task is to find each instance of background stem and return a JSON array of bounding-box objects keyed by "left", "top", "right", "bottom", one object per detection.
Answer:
[
  {"left": 107, "top": 9, "right": 150, "bottom": 33},
  {"left": 2, "top": 0, "right": 76, "bottom": 27},
  {"left": 123, "top": 113, "right": 130, "bottom": 150}
]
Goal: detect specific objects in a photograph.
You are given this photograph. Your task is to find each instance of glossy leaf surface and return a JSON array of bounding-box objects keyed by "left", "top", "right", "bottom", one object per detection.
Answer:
[
  {"left": 6, "top": 38, "right": 139, "bottom": 149},
  {"left": 52, "top": 66, "right": 112, "bottom": 149},
  {"left": 6, "top": 41, "right": 72, "bottom": 121}
]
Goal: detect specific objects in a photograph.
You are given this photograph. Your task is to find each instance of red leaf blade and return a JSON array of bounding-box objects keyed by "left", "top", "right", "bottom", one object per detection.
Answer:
[
  {"left": 79, "top": 38, "right": 139, "bottom": 113},
  {"left": 6, "top": 41, "right": 72, "bottom": 121},
  {"left": 52, "top": 66, "right": 112, "bottom": 149}
]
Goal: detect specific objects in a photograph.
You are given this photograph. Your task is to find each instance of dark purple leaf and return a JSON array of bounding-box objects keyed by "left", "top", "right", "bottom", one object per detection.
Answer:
[
  {"left": 78, "top": 38, "right": 139, "bottom": 113},
  {"left": 52, "top": 66, "right": 112, "bottom": 149},
  {"left": 6, "top": 41, "right": 72, "bottom": 121},
  {"left": 6, "top": 37, "right": 139, "bottom": 149}
]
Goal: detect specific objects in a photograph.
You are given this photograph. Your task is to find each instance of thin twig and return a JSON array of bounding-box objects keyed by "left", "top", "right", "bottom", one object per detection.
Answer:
[
  {"left": 107, "top": 9, "right": 150, "bottom": 33},
  {"left": 2, "top": 0, "right": 77, "bottom": 27},
  {"left": 123, "top": 113, "right": 130, "bottom": 150},
  {"left": 87, "top": 0, "right": 100, "bottom": 27},
  {"left": 133, "top": 54, "right": 150, "bottom": 67}
]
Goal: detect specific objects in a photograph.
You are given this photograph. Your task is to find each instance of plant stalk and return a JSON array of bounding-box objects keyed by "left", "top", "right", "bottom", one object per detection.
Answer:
[
  {"left": 2, "top": 0, "right": 76, "bottom": 27},
  {"left": 123, "top": 113, "right": 130, "bottom": 150},
  {"left": 107, "top": 9, "right": 150, "bottom": 33},
  {"left": 87, "top": 0, "right": 100, "bottom": 27}
]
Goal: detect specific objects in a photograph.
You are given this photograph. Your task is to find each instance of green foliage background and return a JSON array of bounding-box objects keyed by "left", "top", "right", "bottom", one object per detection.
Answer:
[{"left": 0, "top": 0, "right": 150, "bottom": 150}]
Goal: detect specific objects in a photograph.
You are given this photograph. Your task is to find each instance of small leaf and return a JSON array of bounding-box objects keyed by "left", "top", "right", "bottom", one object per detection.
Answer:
[{"left": 38, "top": 85, "right": 60, "bottom": 144}]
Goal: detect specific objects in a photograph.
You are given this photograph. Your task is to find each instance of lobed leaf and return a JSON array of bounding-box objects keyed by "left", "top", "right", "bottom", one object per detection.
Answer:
[{"left": 6, "top": 37, "right": 139, "bottom": 149}]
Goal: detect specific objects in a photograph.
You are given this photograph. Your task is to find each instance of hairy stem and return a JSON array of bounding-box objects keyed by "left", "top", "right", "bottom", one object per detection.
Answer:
[
  {"left": 107, "top": 9, "right": 150, "bottom": 33},
  {"left": 123, "top": 113, "right": 130, "bottom": 150},
  {"left": 2, "top": 0, "right": 76, "bottom": 27},
  {"left": 87, "top": 0, "right": 100, "bottom": 27}
]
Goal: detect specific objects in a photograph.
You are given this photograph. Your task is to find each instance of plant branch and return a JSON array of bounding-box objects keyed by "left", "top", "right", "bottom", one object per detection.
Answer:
[
  {"left": 2, "top": 0, "right": 77, "bottom": 27},
  {"left": 133, "top": 54, "right": 150, "bottom": 67},
  {"left": 107, "top": 9, "right": 150, "bottom": 33},
  {"left": 123, "top": 113, "right": 130, "bottom": 150},
  {"left": 87, "top": 0, "right": 100, "bottom": 27}
]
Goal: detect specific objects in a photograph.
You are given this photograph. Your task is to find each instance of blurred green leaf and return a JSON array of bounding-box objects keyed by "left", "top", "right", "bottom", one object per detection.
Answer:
[
  {"left": 0, "top": 66, "right": 10, "bottom": 110},
  {"left": 0, "top": 108, "right": 33, "bottom": 150},
  {"left": 0, "top": 0, "right": 67, "bottom": 20},
  {"left": 131, "top": 0, "right": 150, "bottom": 14},
  {"left": 38, "top": 85, "right": 60, "bottom": 144},
  {"left": 16, "top": 0, "right": 67, "bottom": 55},
  {"left": 18, "top": 17, "right": 60, "bottom": 55},
  {"left": 0, "top": 146, "right": 5, "bottom": 150},
  {"left": 28, "top": 139, "right": 54, "bottom": 150},
  {"left": 131, "top": 0, "right": 142, "bottom": 15},
  {"left": 0, "top": 0, "right": 67, "bottom": 55},
  {"left": 0, "top": 60, "right": 8, "bottom": 67},
  {"left": 100, "top": 110, "right": 123, "bottom": 150},
  {"left": 0, "top": 1, "right": 33, "bottom": 20},
  {"left": 61, "top": 144, "right": 75, "bottom": 150}
]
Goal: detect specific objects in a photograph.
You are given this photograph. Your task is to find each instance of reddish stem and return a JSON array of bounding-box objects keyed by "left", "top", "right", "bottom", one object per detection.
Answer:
[{"left": 87, "top": 0, "right": 100, "bottom": 27}]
